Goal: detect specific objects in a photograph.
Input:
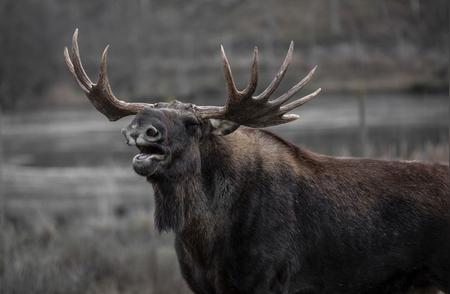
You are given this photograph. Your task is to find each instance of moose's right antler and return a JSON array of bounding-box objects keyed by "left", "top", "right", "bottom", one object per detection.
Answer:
[
  {"left": 196, "top": 42, "right": 321, "bottom": 128},
  {"left": 64, "top": 29, "right": 153, "bottom": 121}
]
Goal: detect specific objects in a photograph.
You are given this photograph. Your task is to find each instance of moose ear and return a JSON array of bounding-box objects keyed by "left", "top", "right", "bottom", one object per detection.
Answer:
[{"left": 209, "top": 119, "right": 240, "bottom": 136}]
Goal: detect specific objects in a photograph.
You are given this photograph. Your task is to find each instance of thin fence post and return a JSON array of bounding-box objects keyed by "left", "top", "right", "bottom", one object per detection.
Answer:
[
  {"left": 0, "top": 104, "right": 5, "bottom": 285},
  {"left": 358, "top": 93, "right": 368, "bottom": 157}
]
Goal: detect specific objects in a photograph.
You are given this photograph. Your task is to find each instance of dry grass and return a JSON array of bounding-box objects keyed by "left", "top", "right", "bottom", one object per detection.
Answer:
[{"left": 1, "top": 210, "right": 191, "bottom": 294}]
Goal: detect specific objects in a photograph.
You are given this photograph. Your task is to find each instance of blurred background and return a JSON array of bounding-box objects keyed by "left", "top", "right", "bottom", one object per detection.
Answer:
[{"left": 1, "top": 0, "right": 448, "bottom": 293}]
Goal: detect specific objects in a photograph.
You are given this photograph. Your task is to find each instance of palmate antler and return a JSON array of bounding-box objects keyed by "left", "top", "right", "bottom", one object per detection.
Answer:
[
  {"left": 64, "top": 29, "right": 152, "bottom": 121},
  {"left": 64, "top": 29, "right": 321, "bottom": 127},
  {"left": 195, "top": 42, "right": 321, "bottom": 127}
]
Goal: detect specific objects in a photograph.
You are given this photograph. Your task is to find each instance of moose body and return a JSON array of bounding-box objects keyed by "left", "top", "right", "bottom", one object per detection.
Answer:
[
  {"left": 169, "top": 127, "right": 449, "bottom": 294},
  {"left": 64, "top": 30, "right": 450, "bottom": 293}
]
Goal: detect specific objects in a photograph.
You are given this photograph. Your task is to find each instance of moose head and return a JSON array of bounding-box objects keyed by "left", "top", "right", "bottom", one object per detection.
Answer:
[{"left": 64, "top": 29, "right": 320, "bottom": 180}]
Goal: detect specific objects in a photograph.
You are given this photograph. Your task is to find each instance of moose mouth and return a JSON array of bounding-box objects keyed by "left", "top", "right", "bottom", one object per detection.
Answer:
[{"left": 132, "top": 145, "right": 168, "bottom": 177}]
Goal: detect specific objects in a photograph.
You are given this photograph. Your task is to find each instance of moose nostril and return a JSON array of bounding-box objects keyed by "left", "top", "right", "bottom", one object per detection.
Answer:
[{"left": 146, "top": 126, "right": 159, "bottom": 137}]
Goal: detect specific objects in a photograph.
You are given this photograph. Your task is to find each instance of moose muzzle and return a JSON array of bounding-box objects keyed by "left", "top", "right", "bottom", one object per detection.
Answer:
[{"left": 122, "top": 124, "right": 167, "bottom": 177}]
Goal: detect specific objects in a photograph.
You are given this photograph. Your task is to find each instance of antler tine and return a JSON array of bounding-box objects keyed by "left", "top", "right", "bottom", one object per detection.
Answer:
[
  {"left": 270, "top": 65, "right": 317, "bottom": 106},
  {"left": 64, "top": 47, "right": 88, "bottom": 93},
  {"left": 68, "top": 29, "right": 93, "bottom": 92},
  {"left": 254, "top": 41, "right": 293, "bottom": 102},
  {"left": 98, "top": 45, "right": 115, "bottom": 94},
  {"left": 279, "top": 87, "right": 322, "bottom": 114},
  {"left": 95, "top": 44, "right": 126, "bottom": 108},
  {"left": 240, "top": 47, "right": 258, "bottom": 97},
  {"left": 221, "top": 45, "right": 239, "bottom": 101},
  {"left": 221, "top": 45, "right": 259, "bottom": 101},
  {"left": 64, "top": 29, "right": 152, "bottom": 121}
]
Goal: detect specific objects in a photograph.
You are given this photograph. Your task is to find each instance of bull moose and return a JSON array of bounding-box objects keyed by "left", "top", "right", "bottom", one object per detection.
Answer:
[{"left": 64, "top": 30, "right": 449, "bottom": 294}]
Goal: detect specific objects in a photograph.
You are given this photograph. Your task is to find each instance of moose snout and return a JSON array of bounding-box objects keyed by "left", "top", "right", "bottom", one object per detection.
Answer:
[{"left": 122, "top": 125, "right": 162, "bottom": 146}]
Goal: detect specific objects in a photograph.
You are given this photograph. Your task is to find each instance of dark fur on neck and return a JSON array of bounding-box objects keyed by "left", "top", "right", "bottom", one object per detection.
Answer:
[
  {"left": 148, "top": 128, "right": 307, "bottom": 233},
  {"left": 148, "top": 131, "right": 241, "bottom": 233},
  {"left": 150, "top": 167, "right": 215, "bottom": 233}
]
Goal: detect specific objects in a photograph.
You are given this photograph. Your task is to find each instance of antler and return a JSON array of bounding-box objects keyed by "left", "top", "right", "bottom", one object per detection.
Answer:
[
  {"left": 196, "top": 41, "right": 321, "bottom": 128},
  {"left": 64, "top": 29, "right": 152, "bottom": 121},
  {"left": 64, "top": 30, "right": 320, "bottom": 126}
]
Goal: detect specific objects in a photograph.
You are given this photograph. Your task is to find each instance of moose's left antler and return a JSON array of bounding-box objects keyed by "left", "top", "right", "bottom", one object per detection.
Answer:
[
  {"left": 196, "top": 41, "right": 321, "bottom": 128},
  {"left": 64, "top": 29, "right": 153, "bottom": 121}
]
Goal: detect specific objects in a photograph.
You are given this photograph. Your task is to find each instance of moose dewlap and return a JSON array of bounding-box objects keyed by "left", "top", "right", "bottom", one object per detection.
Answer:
[{"left": 65, "top": 29, "right": 449, "bottom": 294}]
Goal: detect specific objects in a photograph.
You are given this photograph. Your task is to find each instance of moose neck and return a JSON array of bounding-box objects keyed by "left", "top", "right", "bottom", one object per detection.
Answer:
[
  {"left": 149, "top": 128, "right": 313, "bottom": 236},
  {"left": 148, "top": 129, "right": 253, "bottom": 235},
  {"left": 150, "top": 158, "right": 214, "bottom": 235}
]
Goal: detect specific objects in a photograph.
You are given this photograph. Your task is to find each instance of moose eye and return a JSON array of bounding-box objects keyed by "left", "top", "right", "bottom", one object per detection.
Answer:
[
  {"left": 146, "top": 126, "right": 159, "bottom": 137},
  {"left": 183, "top": 117, "right": 199, "bottom": 128}
]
